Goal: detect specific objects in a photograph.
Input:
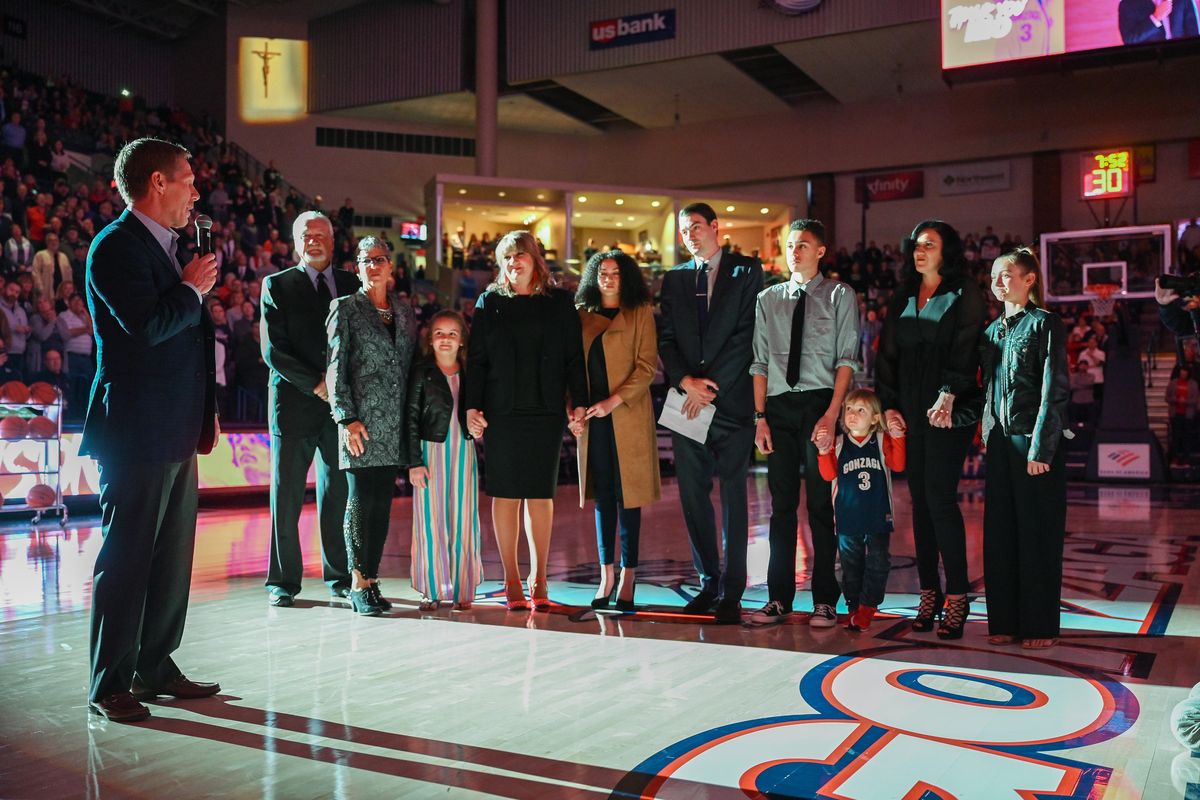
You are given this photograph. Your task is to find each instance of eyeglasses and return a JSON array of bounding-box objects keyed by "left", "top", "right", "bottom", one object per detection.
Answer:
[{"left": 358, "top": 255, "right": 390, "bottom": 266}]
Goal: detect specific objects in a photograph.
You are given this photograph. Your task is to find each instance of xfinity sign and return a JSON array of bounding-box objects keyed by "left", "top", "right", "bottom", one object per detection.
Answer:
[{"left": 590, "top": 10, "right": 676, "bottom": 50}]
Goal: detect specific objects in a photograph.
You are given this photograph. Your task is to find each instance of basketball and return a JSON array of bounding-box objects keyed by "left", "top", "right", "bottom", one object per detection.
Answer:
[
  {"left": 25, "top": 484, "right": 56, "bottom": 508},
  {"left": 28, "top": 382, "right": 59, "bottom": 405},
  {"left": 26, "top": 416, "right": 57, "bottom": 440},
  {"left": 0, "top": 381, "right": 29, "bottom": 404},
  {"left": 0, "top": 415, "right": 28, "bottom": 439}
]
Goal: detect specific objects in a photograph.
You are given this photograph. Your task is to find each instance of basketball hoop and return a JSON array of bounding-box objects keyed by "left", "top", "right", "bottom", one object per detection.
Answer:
[{"left": 1087, "top": 283, "right": 1120, "bottom": 318}]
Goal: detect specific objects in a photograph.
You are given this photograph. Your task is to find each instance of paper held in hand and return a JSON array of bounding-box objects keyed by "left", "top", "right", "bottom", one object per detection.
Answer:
[{"left": 657, "top": 388, "right": 716, "bottom": 444}]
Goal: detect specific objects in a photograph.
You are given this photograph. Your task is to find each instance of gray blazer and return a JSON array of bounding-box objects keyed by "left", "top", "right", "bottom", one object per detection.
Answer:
[{"left": 326, "top": 291, "right": 417, "bottom": 469}]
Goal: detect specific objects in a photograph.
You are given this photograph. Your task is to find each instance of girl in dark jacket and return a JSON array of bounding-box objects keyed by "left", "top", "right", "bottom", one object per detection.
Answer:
[
  {"left": 981, "top": 248, "right": 1069, "bottom": 650},
  {"left": 406, "top": 311, "right": 482, "bottom": 611}
]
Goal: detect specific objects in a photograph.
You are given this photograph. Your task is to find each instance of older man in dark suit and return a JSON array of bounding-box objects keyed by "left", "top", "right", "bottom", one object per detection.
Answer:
[
  {"left": 260, "top": 211, "right": 358, "bottom": 606},
  {"left": 658, "top": 202, "right": 763, "bottom": 624},
  {"left": 83, "top": 137, "right": 220, "bottom": 722}
]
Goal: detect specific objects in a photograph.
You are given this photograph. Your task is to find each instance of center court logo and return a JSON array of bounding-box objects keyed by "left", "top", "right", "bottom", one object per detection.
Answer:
[
  {"left": 590, "top": 10, "right": 677, "bottom": 50},
  {"left": 610, "top": 645, "right": 1138, "bottom": 799}
]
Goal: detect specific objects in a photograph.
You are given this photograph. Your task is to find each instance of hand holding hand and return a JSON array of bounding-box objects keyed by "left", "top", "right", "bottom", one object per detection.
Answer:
[
  {"left": 811, "top": 412, "right": 837, "bottom": 452},
  {"left": 568, "top": 418, "right": 585, "bottom": 437},
  {"left": 884, "top": 409, "right": 907, "bottom": 436},
  {"left": 182, "top": 252, "right": 219, "bottom": 295},
  {"left": 345, "top": 420, "right": 369, "bottom": 457},
  {"left": 585, "top": 395, "right": 623, "bottom": 420},
  {"left": 409, "top": 465, "right": 429, "bottom": 489},
  {"left": 466, "top": 409, "right": 487, "bottom": 438}
]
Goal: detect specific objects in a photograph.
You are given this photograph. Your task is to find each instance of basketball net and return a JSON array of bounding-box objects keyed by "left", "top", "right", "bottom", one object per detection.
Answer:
[{"left": 1087, "top": 283, "right": 1119, "bottom": 318}]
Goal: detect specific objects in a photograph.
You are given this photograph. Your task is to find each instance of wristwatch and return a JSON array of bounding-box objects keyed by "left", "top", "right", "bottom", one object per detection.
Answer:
[{"left": 754, "top": 411, "right": 766, "bottom": 421}]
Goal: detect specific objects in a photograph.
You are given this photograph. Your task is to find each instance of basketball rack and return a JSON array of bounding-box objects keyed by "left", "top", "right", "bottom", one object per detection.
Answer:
[{"left": 0, "top": 386, "right": 68, "bottom": 526}]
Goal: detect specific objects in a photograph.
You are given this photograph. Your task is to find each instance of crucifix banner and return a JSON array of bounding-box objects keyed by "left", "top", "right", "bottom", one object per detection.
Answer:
[{"left": 238, "top": 37, "right": 307, "bottom": 123}]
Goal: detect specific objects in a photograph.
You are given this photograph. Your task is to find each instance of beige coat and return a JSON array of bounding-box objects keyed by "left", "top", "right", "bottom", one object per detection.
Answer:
[{"left": 576, "top": 302, "right": 661, "bottom": 509}]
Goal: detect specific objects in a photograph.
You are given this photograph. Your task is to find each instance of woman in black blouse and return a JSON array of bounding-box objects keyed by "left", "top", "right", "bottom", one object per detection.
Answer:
[
  {"left": 876, "top": 220, "right": 986, "bottom": 640},
  {"left": 465, "top": 231, "right": 587, "bottom": 611}
]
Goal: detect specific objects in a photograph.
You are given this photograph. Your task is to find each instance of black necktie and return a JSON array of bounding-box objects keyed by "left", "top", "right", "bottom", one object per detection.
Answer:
[
  {"left": 695, "top": 261, "right": 709, "bottom": 333},
  {"left": 786, "top": 288, "right": 806, "bottom": 388},
  {"left": 315, "top": 273, "right": 332, "bottom": 308}
]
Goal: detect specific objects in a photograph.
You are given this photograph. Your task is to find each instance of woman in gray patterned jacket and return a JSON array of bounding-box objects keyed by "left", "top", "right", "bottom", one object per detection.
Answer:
[{"left": 326, "top": 236, "right": 417, "bottom": 615}]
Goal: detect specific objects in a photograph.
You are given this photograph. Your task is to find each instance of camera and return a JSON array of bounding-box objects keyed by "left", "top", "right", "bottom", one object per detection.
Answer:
[{"left": 1159, "top": 273, "right": 1200, "bottom": 296}]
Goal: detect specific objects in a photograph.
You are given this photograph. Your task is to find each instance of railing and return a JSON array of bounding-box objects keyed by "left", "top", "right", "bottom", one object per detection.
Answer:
[{"left": 226, "top": 140, "right": 315, "bottom": 211}]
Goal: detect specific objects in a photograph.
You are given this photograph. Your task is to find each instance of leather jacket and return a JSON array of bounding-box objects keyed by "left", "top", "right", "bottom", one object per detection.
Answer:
[
  {"left": 981, "top": 304, "right": 1070, "bottom": 463},
  {"left": 405, "top": 357, "right": 470, "bottom": 466}
]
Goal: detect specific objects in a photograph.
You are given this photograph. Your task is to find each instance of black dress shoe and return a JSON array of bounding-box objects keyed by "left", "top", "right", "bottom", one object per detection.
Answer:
[
  {"left": 713, "top": 600, "right": 742, "bottom": 625},
  {"left": 267, "top": 587, "right": 294, "bottom": 607},
  {"left": 349, "top": 588, "right": 384, "bottom": 615},
  {"left": 89, "top": 692, "right": 150, "bottom": 722},
  {"left": 681, "top": 591, "right": 718, "bottom": 615},
  {"left": 132, "top": 675, "right": 221, "bottom": 701}
]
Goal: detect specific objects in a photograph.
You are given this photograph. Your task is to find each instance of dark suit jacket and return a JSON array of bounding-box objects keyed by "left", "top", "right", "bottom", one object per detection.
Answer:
[
  {"left": 1120, "top": 0, "right": 1199, "bottom": 43},
  {"left": 464, "top": 287, "right": 587, "bottom": 416},
  {"left": 658, "top": 253, "right": 764, "bottom": 425},
  {"left": 81, "top": 209, "right": 216, "bottom": 464},
  {"left": 260, "top": 264, "right": 358, "bottom": 436}
]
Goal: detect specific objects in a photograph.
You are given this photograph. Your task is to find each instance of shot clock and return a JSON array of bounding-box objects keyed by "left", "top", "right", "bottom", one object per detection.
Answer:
[{"left": 1081, "top": 148, "right": 1133, "bottom": 200}]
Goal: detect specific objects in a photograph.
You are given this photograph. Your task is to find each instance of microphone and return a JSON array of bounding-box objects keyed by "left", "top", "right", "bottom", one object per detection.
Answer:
[{"left": 195, "top": 214, "right": 213, "bottom": 256}]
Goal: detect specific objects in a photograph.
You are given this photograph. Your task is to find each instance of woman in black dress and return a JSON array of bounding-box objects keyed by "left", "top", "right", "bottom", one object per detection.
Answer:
[
  {"left": 465, "top": 231, "right": 587, "bottom": 611},
  {"left": 876, "top": 220, "right": 986, "bottom": 640}
]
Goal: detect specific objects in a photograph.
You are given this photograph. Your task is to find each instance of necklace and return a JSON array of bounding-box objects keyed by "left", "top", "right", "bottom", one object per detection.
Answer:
[{"left": 375, "top": 305, "right": 393, "bottom": 322}]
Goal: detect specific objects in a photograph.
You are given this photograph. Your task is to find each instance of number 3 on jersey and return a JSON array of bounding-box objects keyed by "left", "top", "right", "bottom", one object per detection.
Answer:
[{"left": 857, "top": 470, "right": 871, "bottom": 491}]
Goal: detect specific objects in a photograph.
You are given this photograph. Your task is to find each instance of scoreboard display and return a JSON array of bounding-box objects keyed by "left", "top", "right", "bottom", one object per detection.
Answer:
[{"left": 1080, "top": 149, "right": 1133, "bottom": 200}]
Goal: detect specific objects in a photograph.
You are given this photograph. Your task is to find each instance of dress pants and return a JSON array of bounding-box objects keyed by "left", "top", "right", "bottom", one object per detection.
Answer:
[
  {"left": 344, "top": 466, "right": 397, "bottom": 578},
  {"left": 983, "top": 431, "right": 1067, "bottom": 638},
  {"left": 672, "top": 415, "right": 755, "bottom": 603},
  {"left": 266, "top": 424, "right": 350, "bottom": 595},
  {"left": 906, "top": 425, "right": 974, "bottom": 596},
  {"left": 589, "top": 415, "right": 641, "bottom": 568},
  {"left": 765, "top": 390, "right": 837, "bottom": 609},
  {"left": 89, "top": 456, "right": 198, "bottom": 701}
]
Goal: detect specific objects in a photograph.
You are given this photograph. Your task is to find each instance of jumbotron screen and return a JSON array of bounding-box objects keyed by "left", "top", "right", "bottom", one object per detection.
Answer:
[{"left": 942, "top": 0, "right": 1200, "bottom": 70}]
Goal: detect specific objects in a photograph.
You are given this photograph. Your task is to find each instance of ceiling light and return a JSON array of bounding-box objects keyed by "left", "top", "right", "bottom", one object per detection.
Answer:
[
  {"left": 498, "top": 191, "right": 507, "bottom": 197},
  {"left": 457, "top": 188, "right": 467, "bottom": 195},
  {"left": 577, "top": 195, "right": 587, "bottom": 203},
  {"left": 615, "top": 198, "right": 624, "bottom": 206},
  {"left": 616, "top": 222, "right": 623, "bottom": 227},
  {"left": 573, "top": 212, "right": 581, "bottom": 218},
  {"left": 466, "top": 207, "right": 473, "bottom": 211},
  {"left": 727, "top": 223, "right": 734, "bottom": 228},
  {"left": 650, "top": 200, "right": 661, "bottom": 208},
  {"left": 627, "top": 216, "right": 634, "bottom": 221},
  {"left": 760, "top": 207, "right": 770, "bottom": 214},
  {"left": 725, "top": 205, "right": 735, "bottom": 212},
  {"left": 536, "top": 193, "right": 545, "bottom": 200}
]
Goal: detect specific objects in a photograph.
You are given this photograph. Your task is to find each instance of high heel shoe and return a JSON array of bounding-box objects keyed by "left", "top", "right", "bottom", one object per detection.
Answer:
[
  {"left": 937, "top": 595, "right": 969, "bottom": 640},
  {"left": 615, "top": 585, "right": 637, "bottom": 613},
  {"left": 591, "top": 570, "right": 616, "bottom": 609},
  {"left": 528, "top": 577, "right": 550, "bottom": 611},
  {"left": 368, "top": 583, "right": 392, "bottom": 611},
  {"left": 504, "top": 580, "right": 529, "bottom": 611},
  {"left": 349, "top": 588, "right": 384, "bottom": 616},
  {"left": 911, "top": 589, "right": 944, "bottom": 632},
  {"left": 591, "top": 589, "right": 615, "bottom": 610}
]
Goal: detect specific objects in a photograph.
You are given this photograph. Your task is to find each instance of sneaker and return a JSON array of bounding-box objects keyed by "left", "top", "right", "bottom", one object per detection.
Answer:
[
  {"left": 809, "top": 603, "right": 837, "bottom": 628},
  {"left": 748, "top": 600, "right": 792, "bottom": 625},
  {"left": 846, "top": 605, "right": 877, "bottom": 632}
]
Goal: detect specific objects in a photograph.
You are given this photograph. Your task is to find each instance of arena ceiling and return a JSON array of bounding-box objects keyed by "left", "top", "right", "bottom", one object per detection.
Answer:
[{"left": 330, "top": 20, "right": 947, "bottom": 135}]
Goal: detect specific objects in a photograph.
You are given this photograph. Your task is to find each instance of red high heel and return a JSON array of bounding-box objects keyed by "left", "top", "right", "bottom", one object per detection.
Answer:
[
  {"left": 528, "top": 578, "right": 550, "bottom": 611},
  {"left": 504, "top": 580, "right": 529, "bottom": 611}
]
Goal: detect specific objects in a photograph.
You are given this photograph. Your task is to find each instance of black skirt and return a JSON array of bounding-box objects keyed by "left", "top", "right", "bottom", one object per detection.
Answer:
[{"left": 483, "top": 413, "right": 565, "bottom": 499}]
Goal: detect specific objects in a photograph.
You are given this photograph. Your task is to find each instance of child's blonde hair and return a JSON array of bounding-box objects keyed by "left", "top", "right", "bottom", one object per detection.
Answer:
[{"left": 843, "top": 388, "right": 884, "bottom": 435}]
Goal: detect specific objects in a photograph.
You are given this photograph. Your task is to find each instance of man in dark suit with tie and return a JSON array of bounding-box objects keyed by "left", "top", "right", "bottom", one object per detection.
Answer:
[
  {"left": 1120, "top": 0, "right": 1200, "bottom": 43},
  {"left": 260, "top": 211, "right": 357, "bottom": 606},
  {"left": 659, "top": 203, "right": 763, "bottom": 624},
  {"left": 83, "top": 137, "right": 221, "bottom": 722}
]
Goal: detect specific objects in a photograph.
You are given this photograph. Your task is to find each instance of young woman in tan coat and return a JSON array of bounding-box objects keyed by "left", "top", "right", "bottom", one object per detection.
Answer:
[{"left": 570, "top": 250, "right": 661, "bottom": 611}]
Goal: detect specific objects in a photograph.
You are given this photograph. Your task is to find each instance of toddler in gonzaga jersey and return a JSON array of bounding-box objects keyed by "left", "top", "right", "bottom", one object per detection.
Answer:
[{"left": 817, "top": 389, "right": 906, "bottom": 631}]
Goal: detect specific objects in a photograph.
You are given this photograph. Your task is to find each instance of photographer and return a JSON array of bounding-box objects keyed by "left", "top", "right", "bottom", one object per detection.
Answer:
[{"left": 1156, "top": 276, "right": 1200, "bottom": 339}]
